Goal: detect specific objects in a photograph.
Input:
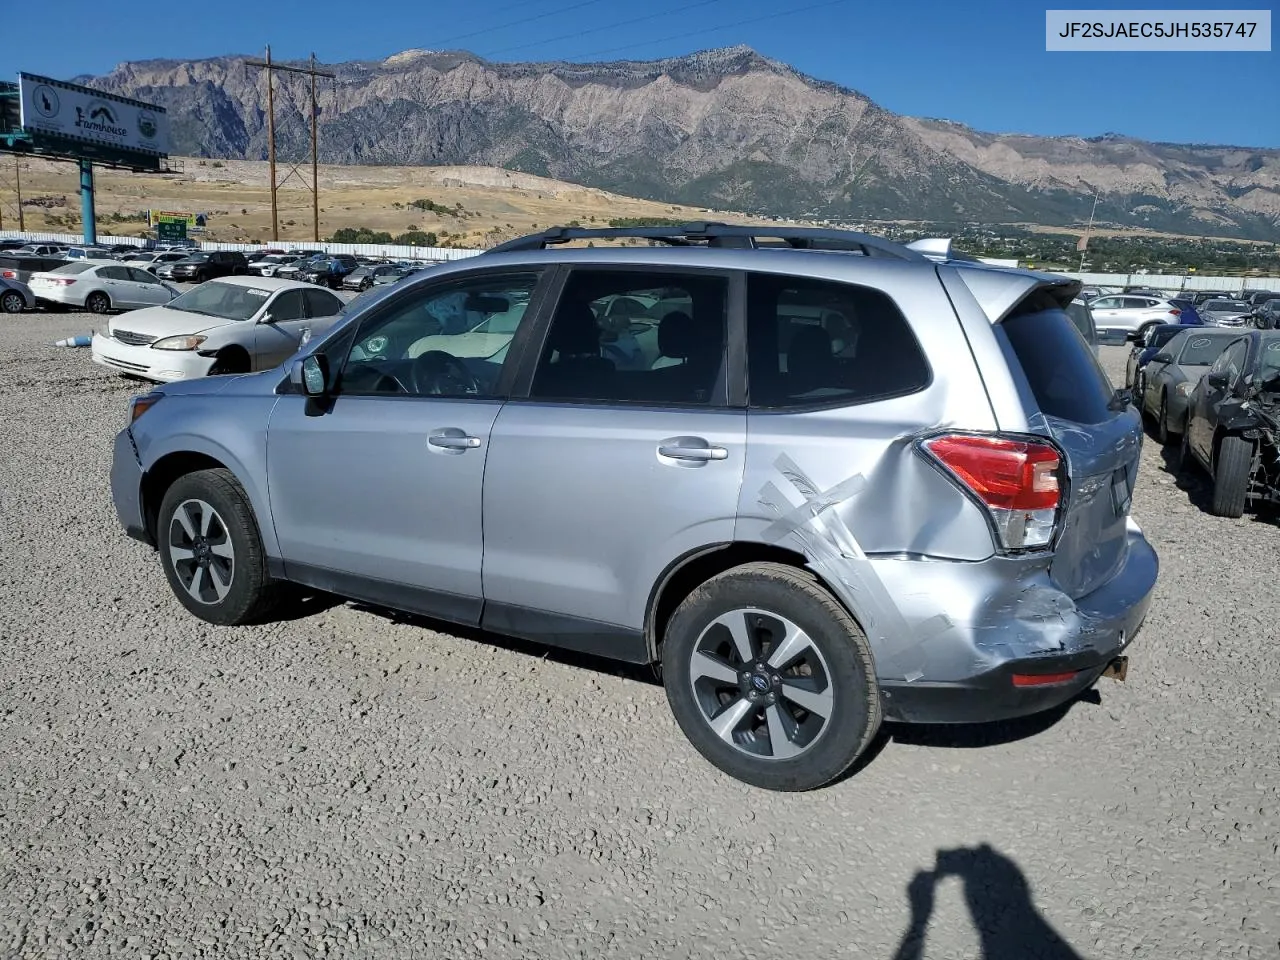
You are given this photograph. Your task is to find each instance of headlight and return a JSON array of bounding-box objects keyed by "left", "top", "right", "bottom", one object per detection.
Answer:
[
  {"left": 1176, "top": 382, "right": 1194, "bottom": 396},
  {"left": 151, "top": 334, "right": 208, "bottom": 351}
]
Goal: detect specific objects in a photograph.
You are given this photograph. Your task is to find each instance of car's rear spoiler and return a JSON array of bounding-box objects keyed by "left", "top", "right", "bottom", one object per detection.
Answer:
[{"left": 946, "top": 264, "right": 1082, "bottom": 324}]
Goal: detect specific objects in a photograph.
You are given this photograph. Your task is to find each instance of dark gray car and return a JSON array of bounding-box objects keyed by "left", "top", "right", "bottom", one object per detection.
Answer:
[
  {"left": 1140, "top": 328, "right": 1239, "bottom": 444},
  {"left": 0, "top": 276, "right": 34, "bottom": 313},
  {"left": 108, "top": 223, "right": 1158, "bottom": 791}
]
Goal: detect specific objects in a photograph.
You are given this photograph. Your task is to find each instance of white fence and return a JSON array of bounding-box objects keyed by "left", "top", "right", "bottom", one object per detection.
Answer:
[
  {"left": 0, "top": 230, "right": 484, "bottom": 263},
  {"left": 3, "top": 230, "right": 1278, "bottom": 290},
  {"left": 1053, "top": 272, "right": 1280, "bottom": 293}
]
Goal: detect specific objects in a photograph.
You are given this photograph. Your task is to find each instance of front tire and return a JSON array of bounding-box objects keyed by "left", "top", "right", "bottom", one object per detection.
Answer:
[
  {"left": 0, "top": 290, "right": 24, "bottom": 313},
  {"left": 1210, "top": 435, "right": 1252, "bottom": 518},
  {"left": 1157, "top": 394, "right": 1174, "bottom": 445},
  {"left": 660, "top": 562, "right": 881, "bottom": 792},
  {"left": 157, "top": 468, "right": 281, "bottom": 625},
  {"left": 85, "top": 291, "right": 111, "bottom": 314}
]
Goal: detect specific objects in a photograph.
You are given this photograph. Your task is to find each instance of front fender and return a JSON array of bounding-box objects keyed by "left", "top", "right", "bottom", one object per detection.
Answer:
[{"left": 133, "top": 395, "right": 281, "bottom": 557}]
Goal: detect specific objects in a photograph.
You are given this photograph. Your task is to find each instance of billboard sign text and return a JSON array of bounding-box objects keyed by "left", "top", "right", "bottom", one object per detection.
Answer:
[{"left": 18, "top": 73, "right": 170, "bottom": 159}]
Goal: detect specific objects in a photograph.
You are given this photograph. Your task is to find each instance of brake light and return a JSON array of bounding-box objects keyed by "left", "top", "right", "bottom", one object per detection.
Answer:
[
  {"left": 46, "top": 278, "right": 77, "bottom": 286},
  {"left": 1, "top": 270, "right": 14, "bottom": 279},
  {"left": 1169, "top": 308, "right": 1181, "bottom": 316},
  {"left": 921, "top": 434, "right": 1063, "bottom": 550}
]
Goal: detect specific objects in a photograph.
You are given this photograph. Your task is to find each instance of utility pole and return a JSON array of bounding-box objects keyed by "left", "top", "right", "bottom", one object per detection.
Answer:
[
  {"left": 245, "top": 47, "right": 334, "bottom": 244},
  {"left": 0, "top": 154, "right": 25, "bottom": 231},
  {"left": 1079, "top": 189, "right": 1100, "bottom": 272}
]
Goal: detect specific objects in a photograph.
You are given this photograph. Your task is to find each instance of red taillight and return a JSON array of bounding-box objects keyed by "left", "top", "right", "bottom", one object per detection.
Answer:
[
  {"left": 921, "top": 434, "right": 1063, "bottom": 550},
  {"left": 1169, "top": 308, "right": 1181, "bottom": 316},
  {"left": 1011, "top": 670, "right": 1079, "bottom": 687},
  {"left": 0, "top": 270, "right": 14, "bottom": 279},
  {"left": 46, "top": 278, "right": 77, "bottom": 286}
]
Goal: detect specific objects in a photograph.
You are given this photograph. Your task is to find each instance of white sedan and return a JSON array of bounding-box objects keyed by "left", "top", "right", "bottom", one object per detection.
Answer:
[
  {"left": 122, "top": 251, "right": 191, "bottom": 275},
  {"left": 29, "top": 260, "right": 181, "bottom": 314},
  {"left": 90, "top": 277, "right": 347, "bottom": 382}
]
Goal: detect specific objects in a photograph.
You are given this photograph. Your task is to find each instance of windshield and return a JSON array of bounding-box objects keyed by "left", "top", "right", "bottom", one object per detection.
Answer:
[
  {"left": 1260, "top": 339, "right": 1280, "bottom": 385},
  {"left": 50, "top": 263, "right": 96, "bottom": 275},
  {"left": 1204, "top": 300, "right": 1249, "bottom": 312},
  {"left": 165, "top": 281, "right": 272, "bottom": 322},
  {"left": 1177, "top": 333, "right": 1236, "bottom": 366}
]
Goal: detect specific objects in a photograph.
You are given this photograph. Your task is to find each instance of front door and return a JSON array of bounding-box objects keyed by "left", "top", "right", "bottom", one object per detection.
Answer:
[
  {"left": 97, "top": 265, "right": 140, "bottom": 308},
  {"left": 125, "top": 267, "right": 172, "bottom": 306},
  {"left": 1189, "top": 338, "right": 1248, "bottom": 464},
  {"left": 265, "top": 268, "right": 547, "bottom": 625},
  {"left": 253, "top": 289, "right": 310, "bottom": 370},
  {"left": 482, "top": 267, "right": 746, "bottom": 657}
]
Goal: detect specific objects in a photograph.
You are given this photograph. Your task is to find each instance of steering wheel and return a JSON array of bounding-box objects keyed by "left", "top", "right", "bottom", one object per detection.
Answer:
[{"left": 410, "top": 350, "right": 481, "bottom": 396}]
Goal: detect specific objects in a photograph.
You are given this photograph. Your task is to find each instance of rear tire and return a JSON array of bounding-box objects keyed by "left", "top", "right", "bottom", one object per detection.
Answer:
[
  {"left": 1210, "top": 435, "right": 1252, "bottom": 518},
  {"left": 157, "top": 468, "right": 282, "bottom": 625},
  {"left": 207, "top": 351, "right": 250, "bottom": 376},
  {"left": 85, "top": 291, "right": 110, "bottom": 314},
  {"left": 0, "top": 290, "right": 24, "bottom": 314},
  {"left": 1137, "top": 321, "right": 1159, "bottom": 342},
  {"left": 660, "top": 562, "right": 881, "bottom": 792}
]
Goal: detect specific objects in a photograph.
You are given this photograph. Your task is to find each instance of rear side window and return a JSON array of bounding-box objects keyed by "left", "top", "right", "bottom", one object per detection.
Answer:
[
  {"left": 745, "top": 274, "right": 930, "bottom": 408},
  {"left": 1000, "top": 301, "right": 1115, "bottom": 424}
]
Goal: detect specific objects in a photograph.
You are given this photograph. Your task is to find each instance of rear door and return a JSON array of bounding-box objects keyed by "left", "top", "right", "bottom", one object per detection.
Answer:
[
  {"left": 482, "top": 266, "right": 745, "bottom": 656},
  {"left": 998, "top": 301, "right": 1143, "bottom": 599}
]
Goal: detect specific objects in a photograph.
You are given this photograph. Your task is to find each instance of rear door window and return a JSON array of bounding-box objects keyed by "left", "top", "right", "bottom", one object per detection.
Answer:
[
  {"left": 999, "top": 299, "right": 1116, "bottom": 424},
  {"left": 745, "top": 273, "right": 930, "bottom": 408}
]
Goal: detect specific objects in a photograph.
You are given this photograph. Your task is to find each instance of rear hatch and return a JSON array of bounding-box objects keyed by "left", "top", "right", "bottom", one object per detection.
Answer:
[{"left": 998, "top": 292, "right": 1142, "bottom": 599}]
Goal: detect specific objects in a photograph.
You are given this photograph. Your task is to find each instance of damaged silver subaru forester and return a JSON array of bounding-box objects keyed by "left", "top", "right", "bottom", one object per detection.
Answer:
[{"left": 110, "top": 224, "right": 1157, "bottom": 791}]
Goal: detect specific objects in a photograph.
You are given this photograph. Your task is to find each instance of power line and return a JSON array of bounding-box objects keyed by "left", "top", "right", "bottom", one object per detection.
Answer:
[
  {"left": 429, "top": 0, "right": 614, "bottom": 49},
  {"left": 480, "top": 0, "right": 734, "bottom": 58},
  {"left": 564, "top": 0, "right": 850, "bottom": 62}
]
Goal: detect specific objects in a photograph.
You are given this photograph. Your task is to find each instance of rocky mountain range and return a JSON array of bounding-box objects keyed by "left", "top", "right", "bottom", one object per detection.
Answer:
[{"left": 74, "top": 46, "right": 1280, "bottom": 240}]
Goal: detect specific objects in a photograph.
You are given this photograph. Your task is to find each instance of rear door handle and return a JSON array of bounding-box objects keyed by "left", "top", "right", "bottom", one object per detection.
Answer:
[{"left": 658, "top": 436, "right": 728, "bottom": 462}]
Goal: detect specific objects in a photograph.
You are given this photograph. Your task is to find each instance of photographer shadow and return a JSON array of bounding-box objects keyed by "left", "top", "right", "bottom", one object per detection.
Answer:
[{"left": 891, "top": 844, "right": 1084, "bottom": 960}]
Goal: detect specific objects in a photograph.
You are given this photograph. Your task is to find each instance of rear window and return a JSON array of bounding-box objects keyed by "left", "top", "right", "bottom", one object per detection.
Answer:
[
  {"left": 1177, "top": 333, "right": 1236, "bottom": 366},
  {"left": 746, "top": 274, "right": 931, "bottom": 408},
  {"left": 1000, "top": 301, "right": 1115, "bottom": 424},
  {"left": 50, "top": 263, "right": 96, "bottom": 275}
]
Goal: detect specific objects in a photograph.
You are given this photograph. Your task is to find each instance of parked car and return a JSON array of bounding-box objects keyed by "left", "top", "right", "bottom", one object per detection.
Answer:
[
  {"left": 1199, "top": 298, "right": 1253, "bottom": 328},
  {"left": 1167, "top": 297, "right": 1205, "bottom": 326},
  {"left": 66, "top": 245, "right": 116, "bottom": 260},
  {"left": 1078, "top": 286, "right": 1103, "bottom": 301},
  {"left": 0, "top": 238, "right": 28, "bottom": 251},
  {"left": 17, "top": 243, "right": 63, "bottom": 257},
  {"left": 1254, "top": 299, "right": 1280, "bottom": 330},
  {"left": 91, "top": 277, "right": 346, "bottom": 382},
  {"left": 1189, "top": 290, "right": 1234, "bottom": 306},
  {"left": 299, "top": 254, "right": 359, "bottom": 289},
  {"left": 168, "top": 251, "right": 250, "bottom": 283},
  {"left": 0, "top": 253, "right": 68, "bottom": 285},
  {"left": 1181, "top": 330, "right": 1280, "bottom": 518},
  {"left": 28, "top": 260, "right": 182, "bottom": 314},
  {"left": 1139, "top": 328, "right": 1239, "bottom": 445},
  {"left": 370, "top": 265, "right": 417, "bottom": 287},
  {"left": 1087, "top": 293, "right": 1181, "bottom": 340},
  {"left": 0, "top": 276, "right": 35, "bottom": 314},
  {"left": 1065, "top": 297, "right": 1098, "bottom": 355},
  {"left": 1246, "top": 290, "right": 1279, "bottom": 309},
  {"left": 107, "top": 223, "right": 1158, "bottom": 792},
  {"left": 1124, "top": 322, "right": 1184, "bottom": 402},
  {"left": 107, "top": 244, "right": 144, "bottom": 258},
  {"left": 341, "top": 263, "right": 405, "bottom": 291},
  {"left": 250, "top": 255, "right": 303, "bottom": 278},
  {"left": 124, "top": 251, "right": 190, "bottom": 275},
  {"left": 274, "top": 255, "right": 326, "bottom": 281}
]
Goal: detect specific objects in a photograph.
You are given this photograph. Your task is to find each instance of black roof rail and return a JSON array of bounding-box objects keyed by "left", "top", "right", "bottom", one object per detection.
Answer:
[{"left": 485, "top": 222, "right": 926, "bottom": 261}]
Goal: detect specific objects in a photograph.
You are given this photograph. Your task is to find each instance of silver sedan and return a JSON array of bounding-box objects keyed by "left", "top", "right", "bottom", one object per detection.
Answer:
[{"left": 1140, "top": 328, "right": 1241, "bottom": 444}]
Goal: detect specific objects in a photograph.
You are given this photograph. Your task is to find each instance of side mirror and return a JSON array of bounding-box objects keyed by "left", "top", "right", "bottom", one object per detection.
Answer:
[
  {"left": 1205, "top": 372, "right": 1228, "bottom": 388},
  {"left": 293, "top": 354, "right": 330, "bottom": 396},
  {"left": 1151, "top": 352, "right": 1173, "bottom": 363}
]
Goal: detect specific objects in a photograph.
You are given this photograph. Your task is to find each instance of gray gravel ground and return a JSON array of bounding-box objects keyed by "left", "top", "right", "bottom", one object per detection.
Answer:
[{"left": 1, "top": 311, "right": 1278, "bottom": 960}]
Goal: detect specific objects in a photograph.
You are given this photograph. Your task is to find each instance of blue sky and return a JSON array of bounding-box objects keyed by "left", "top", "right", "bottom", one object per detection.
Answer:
[{"left": 10, "top": 0, "right": 1278, "bottom": 146}]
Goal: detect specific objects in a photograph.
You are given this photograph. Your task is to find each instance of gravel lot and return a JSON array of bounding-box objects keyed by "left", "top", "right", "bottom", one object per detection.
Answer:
[{"left": 2, "top": 310, "right": 1277, "bottom": 960}]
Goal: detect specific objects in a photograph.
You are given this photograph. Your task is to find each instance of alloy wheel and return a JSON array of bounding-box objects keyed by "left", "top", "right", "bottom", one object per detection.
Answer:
[
  {"left": 0, "top": 291, "right": 23, "bottom": 313},
  {"left": 689, "top": 608, "right": 834, "bottom": 761},
  {"left": 167, "top": 498, "right": 235, "bottom": 605}
]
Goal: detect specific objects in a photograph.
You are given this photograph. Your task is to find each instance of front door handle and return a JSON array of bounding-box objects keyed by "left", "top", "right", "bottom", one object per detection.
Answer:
[
  {"left": 428, "top": 430, "right": 481, "bottom": 451},
  {"left": 658, "top": 436, "right": 728, "bottom": 462}
]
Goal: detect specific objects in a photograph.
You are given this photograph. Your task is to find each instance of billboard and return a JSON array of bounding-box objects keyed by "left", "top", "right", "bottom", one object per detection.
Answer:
[
  {"left": 149, "top": 209, "right": 207, "bottom": 233},
  {"left": 18, "top": 73, "right": 170, "bottom": 160}
]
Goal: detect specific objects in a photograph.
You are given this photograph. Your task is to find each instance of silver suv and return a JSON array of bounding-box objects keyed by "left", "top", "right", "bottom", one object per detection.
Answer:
[{"left": 109, "top": 224, "right": 1158, "bottom": 791}]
